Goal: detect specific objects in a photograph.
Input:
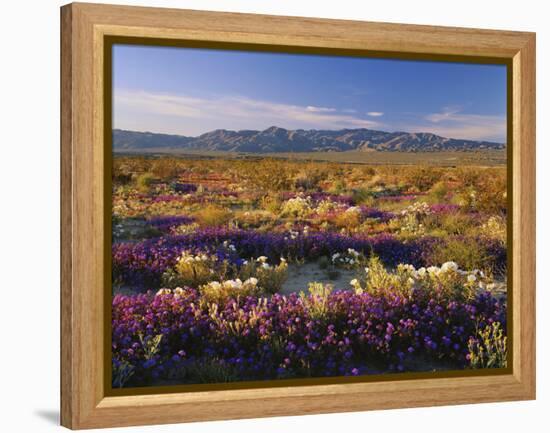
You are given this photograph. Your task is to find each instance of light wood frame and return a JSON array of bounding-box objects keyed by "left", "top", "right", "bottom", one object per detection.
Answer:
[{"left": 61, "top": 2, "right": 536, "bottom": 429}]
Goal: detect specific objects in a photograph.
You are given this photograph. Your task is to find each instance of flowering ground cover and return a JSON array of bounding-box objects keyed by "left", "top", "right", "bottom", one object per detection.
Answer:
[{"left": 111, "top": 156, "right": 508, "bottom": 387}]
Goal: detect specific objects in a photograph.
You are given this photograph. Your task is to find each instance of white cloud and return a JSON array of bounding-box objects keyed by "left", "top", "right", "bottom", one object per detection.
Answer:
[
  {"left": 306, "top": 106, "right": 337, "bottom": 113},
  {"left": 424, "top": 106, "right": 462, "bottom": 123},
  {"left": 114, "top": 92, "right": 504, "bottom": 142},
  {"left": 114, "top": 89, "right": 383, "bottom": 135},
  {"left": 404, "top": 106, "right": 506, "bottom": 142}
]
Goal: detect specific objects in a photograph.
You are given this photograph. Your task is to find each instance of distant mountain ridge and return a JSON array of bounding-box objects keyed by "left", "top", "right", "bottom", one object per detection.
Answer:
[{"left": 113, "top": 126, "right": 505, "bottom": 153}]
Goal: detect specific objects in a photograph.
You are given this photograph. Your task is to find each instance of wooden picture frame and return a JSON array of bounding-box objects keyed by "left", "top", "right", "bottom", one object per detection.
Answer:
[{"left": 60, "top": 2, "right": 536, "bottom": 429}]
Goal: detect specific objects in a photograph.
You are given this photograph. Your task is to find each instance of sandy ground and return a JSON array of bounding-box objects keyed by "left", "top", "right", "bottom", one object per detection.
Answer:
[{"left": 280, "top": 262, "right": 358, "bottom": 295}]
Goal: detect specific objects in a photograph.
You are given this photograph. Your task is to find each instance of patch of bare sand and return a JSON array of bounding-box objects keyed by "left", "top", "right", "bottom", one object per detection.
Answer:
[{"left": 280, "top": 262, "right": 358, "bottom": 295}]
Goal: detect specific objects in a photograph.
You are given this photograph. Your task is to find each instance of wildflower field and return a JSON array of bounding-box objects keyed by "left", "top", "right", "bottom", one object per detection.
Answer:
[{"left": 111, "top": 155, "right": 508, "bottom": 388}]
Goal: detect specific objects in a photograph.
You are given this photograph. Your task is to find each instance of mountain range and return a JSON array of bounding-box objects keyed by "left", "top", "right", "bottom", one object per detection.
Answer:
[{"left": 113, "top": 126, "right": 505, "bottom": 153}]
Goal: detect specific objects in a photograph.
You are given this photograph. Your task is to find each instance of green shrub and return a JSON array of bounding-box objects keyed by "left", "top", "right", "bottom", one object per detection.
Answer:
[
  {"left": 194, "top": 205, "right": 232, "bottom": 227},
  {"left": 332, "top": 207, "right": 363, "bottom": 230},
  {"left": 479, "top": 216, "right": 507, "bottom": 243},
  {"left": 237, "top": 159, "right": 297, "bottom": 192},
  {"left": 476, "top": 176, "right": 507, "bottom": 214},
  {"left": 428, "top": 181, "right": 449, "bottom": 202},
  {"left": 356, "top": 256, "right": 415, "bottom": 298},
  {"left": 112, "top": 360, "right": 135, "bottom": 388},
  {"left": 199, "top": 278, "right": 262, "bottom": 304},
  {"left": 280, "top": 196, "right": 312, "bottom": 218},
  {"left": 238, "top": 257, "right": 288, "bottom": 294},
  {"left": 428, "top": 238, "right": 491, "bottom": 272},
  {"left": 135, "top": 173, "right": 156, "bottom": 192},
  {"left": 299, "top": 282, "right": 333, "bottom": 321},
  {"left": 404, "top": 167, "right": 442, "bottom": 192},
  {"left": 351, "top": 257, "right": 491, "bottom": 302},
  {"left": 138, "top": 333, "right": 163, "bottom": 363},
  {"left": 161, "top": 251, "right": 227, "bottom": 288},
  {"left": 331, "top": 179, "right": 347, "bottom": 194},
  {"left": 151, "top": 158, "right": 180, "bottom": 180},
  {"left": 260, "top": 194, "right": 282, "bottom": 214},
  {"left": 233, "top": 210, "right": 275, "bottom": 229},
  {"left": 468, "top": 322, "right": 507, "bottom": 369},
  {"left": 351, "top": 188, "right": 374, "bottom": 205},
  {"left": 424, "top": 213, "right": 473, "bottom": 236},
  {"left": 294, "top": 169, "right": 325, "bottom": 191},
  {"left": 173, "top": 357, "right": 240, "bottom": 383}
]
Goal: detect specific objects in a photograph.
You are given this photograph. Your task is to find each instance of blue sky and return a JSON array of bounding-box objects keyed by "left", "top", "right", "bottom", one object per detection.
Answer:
[{"left": 113, "top": 44, "right": 507, "bottom": 142}]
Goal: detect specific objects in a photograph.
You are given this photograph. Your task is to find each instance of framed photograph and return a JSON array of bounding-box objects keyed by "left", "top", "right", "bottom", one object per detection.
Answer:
[{"left": 60, "top": 2, "right": 536, "bottom": 429}]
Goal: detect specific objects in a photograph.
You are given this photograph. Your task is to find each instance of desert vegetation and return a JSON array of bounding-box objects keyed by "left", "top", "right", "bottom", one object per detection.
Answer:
[{"left": 111, "top": 155, "right": 507, "bottom": 387}]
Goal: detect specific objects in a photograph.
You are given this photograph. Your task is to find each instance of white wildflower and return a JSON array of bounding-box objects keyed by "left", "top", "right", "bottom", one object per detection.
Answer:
[
  {"left": 345, "top": 206, "right": 361, "bottom": 214},
  {"left": 223, "top": 279, "right": 242, "bottom": 290},
  {"left": 209, "top": 281, "right": 222, "bottom": 291},
  {"left": 156, "top": 288, "right": 171, "bottom": 296},
  {"left": 243, "top": 277, "right": 258, "bottom": 286},
  {"left": 427, "top": 266, "right": 440, "bottom": 275},
  {"left": 441, "top": 261, "right": 459, "bottom": 273}
]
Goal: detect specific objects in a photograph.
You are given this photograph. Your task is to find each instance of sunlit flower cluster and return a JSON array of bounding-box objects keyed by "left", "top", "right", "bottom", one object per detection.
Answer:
[
  {"left": 332, "top": 248, "right": 363, "bottom": 268},
  {"left": 280, "top": 196, "right": 313, "bottom": 218},
  {"left": 400, "top": 201, "right": 432, "bottom": 217},
  {"left": 315, "top": 199, "right": 345, "bottom": 215},
  {"left": 351, "top": 259, "right": 495, "bottom": 302},
  {"left": 177, "top": 250, "right": 216, "bottom": 265}
]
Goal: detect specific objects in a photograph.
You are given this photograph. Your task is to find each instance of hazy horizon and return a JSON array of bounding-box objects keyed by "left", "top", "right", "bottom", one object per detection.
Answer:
[
  {"left": 113, "top": 45, "right": 507, "bottom": 143},
  {"left": 113, "top": 124, "right": 505, "bottom": 144}
]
